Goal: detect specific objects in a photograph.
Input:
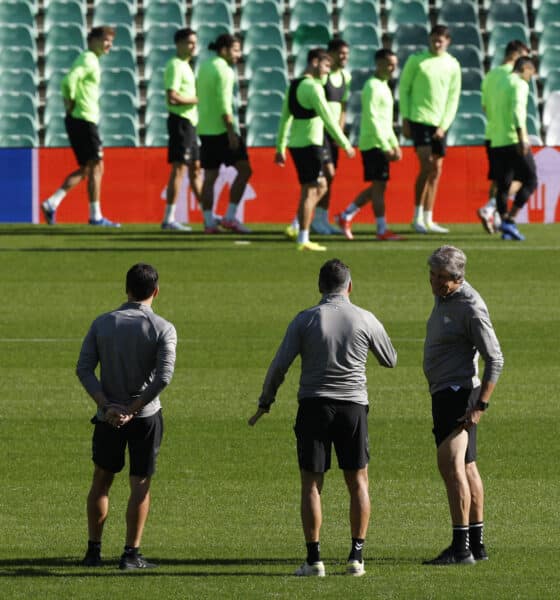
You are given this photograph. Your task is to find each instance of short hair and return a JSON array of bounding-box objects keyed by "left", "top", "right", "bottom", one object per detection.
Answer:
[
  {"left": 88, "top": 26, "right": 115, "bottom": 42},
  {"left": 126, "top": 263, "right": 159, "bottom": 301},
  {"left": 175, "top": 28, "right": 196, "bottom": 44},
  {"left": 327, "top": 38, "right": 349, "bottom": 53},
  {"left": 319, "top": 258, "right": 351, "bottom": 294},
  {"left": 375, "top": 48, "right": 396, "bottom": 62},
  {"left": 208, "top": 33, "right": 240, "bottom": 52},
  {"left": 427, "top": 246, "right": 466, "bottom": 282},
  {"left": 430, "top": 24, "right": 450, "bottom": 39},
  {"left": 504, "top": 39, "right": 530, "bottom": 59},
  {"left": 513, "top": 56, "right": 534, "bottom": 73},
  {"left": 307, "top": 47, "right": 330, "bottom": 64}
]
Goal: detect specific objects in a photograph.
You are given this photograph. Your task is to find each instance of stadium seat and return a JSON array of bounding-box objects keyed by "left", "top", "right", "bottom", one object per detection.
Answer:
[
  {"left": 100, "top": 68, "right": 139, "bottom": 101},
  {"left": 0, "top": 47, "right": 36, "bottom": 73},
  {"left": 99, "top": 114, "right": 139, "bottom": 146},
  {"left": 45, "top": 25, "right": 86, "bottom": 55},
  {"left": 345, "top": 93, "right": 362, "bottom": 127},
  {"left": 144, "top": 47, "right": 175, "bottom": 81},
  {"left": 111, "top": 25, "right": 136, "bottom": 51},
  {"left": 243, "top": 23, "right": 286, "bottom": 54},
  {"left": 245, "top": 90, "right": 285, "bottom": 122},
  {"left": 0, "top": 115, "right": 38, "bottom": 147},
  {"left": 0, "top": 24, "right": 36, "bottom": 52},
  {"left": 103, "top": 47, "right": 136, "bottom": 71},
  {"left": 94, "top": 1, "right": 135, "bottom": 34},
  {"left": 349, "top": 69, "right": 371, "bottom": 93},
  {"left": 190, "top": 2, "right": 233, "bottom": 29},
  {"left": 487, "top": 24, "right": 529, "bottom": 58},
  {"left": 392, "top": 24, "right": 430, "bottom": 50},
  {"left": 447, "top": 113, "right": 486, "bottom": 145},
  {"left": 387, "top": 0, "right": 429, "bottom": 34},
  {"left": 449, "top": 45, "right": 482, "bottom": 70},
  {"left": 0, "top": 69, "right": 37, "bottom": 95},
  {"left": 543, "top": 69, "right": 560, "bottom": 98},
  {"left": 341, "top": 24, "right": 381, "bottom": 49},
  {"left": 246, "top": 114, "right": 279, "bottom": 147},
  {"left": 539, "top": 23, "right": 560, "bottom": 54},
  {"left": 543, "top": 90, "right": 560, "bottom": 128},
  {"left": 240, "top": 0, "right": 282, "bottom": 33},
  {"left": 527, "top": 114, "right": 541, "bottom": 139},
  {"left": 44, "top": 1, "right": 86, "bottom": 29},
  {"left": 438, "top": 0, "right": 478, "bottom": 25},
  {"left": 145, "top": 114, "right": 168, "bottom": 146},
  {"left": 44, "top": 47, "right": 82, "bottom": 79},
  {"left": 0, "top": 92, "right": 37, "bottom": 123},
  {"left": 535, "top": 2, "right": 560, "bottom": 36},
  {"left": 44, "top": 130, "right": 71, "bottom": 147},
  {"left": 396, "top": 45, "right": 421, "bottom": 70},
  {"left": 247, "top": 67, "right": 288, "bottom": 97},
  {"left": 486, "top": 1, "right": 528, "bottom": 29},
  {"left": 292, "top": 24, "right": 331, "bottom": 56},
  {"left": 100, "top": 91, "right": 138, "bottom": 116},
  {"left": 348, "top": 46, "right": 377, "bottom": 72},
  {"left": 145, "top": 92, "right": 167, "bottom": 123},
  {"left": 458, "top": 90, "right": 483, "bottom": 116},
  {"left": 195, "top": 23, "right": 231, "bottom": 58},
  {"left": 290, "top": 2, "right": 331, "bottom": 32},
  {"left": 244, "top": 47, "right": 287, "bottom": 78},
  {"left": 447, "top": 24, "right": 482, "bottom": 50},
  {"left": 461, "top": 68, "right": 483, "bottom": 91},
  {"left": 144, "top": 1, "right": 185, "bottom": 28},
  {"left": 0, "top": 2, "right": 35, "bottom": 31},
  {"left": 144, "top": 24, "right": 181, "bottom": 54},
  {"left": 338, "top": 1, "right": 380, "bottom": 32}
]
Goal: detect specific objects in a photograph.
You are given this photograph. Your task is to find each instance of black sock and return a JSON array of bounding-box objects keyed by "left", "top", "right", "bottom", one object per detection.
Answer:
[
  {"left": 306, "top": 541, "right": 320, "bottom": 564},
  {"left": 469, "top": 522, "right": 484, "bottom": 548},
  {"left": 124, "top": 545, "right": 138, "bottom": 557},
  {"left": 87, "top": 541, "right": 101, "bottom": 554},
  {"left": 452, "top": 526, "right": 470, "bottom": 554},
  {"left": 348, "top": 538, "right": 365, "bottom": 562}
]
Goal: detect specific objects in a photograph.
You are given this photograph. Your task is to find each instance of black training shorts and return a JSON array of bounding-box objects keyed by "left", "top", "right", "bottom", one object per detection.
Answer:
[
  {"left": 431, "top": 387, "right": 479, "bottom": 464},
  {"left": 294, "top": 398, "right": 369, "bottom": 473},
  {"left": 167, "top": 112, "right": 199, "bottom": 165},
  {"left": 199, "top": 132, "right": 249, "bottom": 169},
  {"left": 361, "top": 147, "right": 390, "bottom": 182},
  {"left": 409, "top": 121, "right": 447, "bottom": 157},
  {"left": 289, "top": 145, "right": 325, "bottom": 185},
  {"left": 91, "top": 410, "right": 164, "bottom": 477},
  {"left": 485, "top": 139, "right": 498, "bottom": 181},
  {"left": 492, "top": 143, "right": 538, "bottom": 191},
  {"left": 65, "top": 114, "right": 103, "bottom": 166},
  {"left": 322, "top": 133, "right": 339, "bottom": 168}
]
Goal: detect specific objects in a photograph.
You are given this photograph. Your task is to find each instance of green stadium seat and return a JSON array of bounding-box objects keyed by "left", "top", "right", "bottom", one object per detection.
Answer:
[
  {"left": 94, "top": 0, "right": 138, "bottom": 11},
  {"left": 44, "top": 70, "right": 67, "bottom": 100},
  {"left": 535, "top": 2, "right": 560, "bottom": 36},
  {"left": 539, "top": 48, "right": 560, "bottom": 84},
  {"left": 144, "top": 1, "right": 185, "bottom": 28},
  {"left": 539, "top": 23, "right": 560, "bottom": 54},
  {"left": 438, "top": 0, "right": 478, "bottom": 25},
  {"left": 44, "top": 132, "right": 71, "bottom": 147},
  {"left": 450, "top": 45, "right": 482, "bottom": 70},
  {"left": 447, "top": 24, "right": 482, "bottom": 50},
  {"left": 240, "top": 1, "right": 281, "bottom": 33},
  {"left": 245, "top": 90, "right": 284, "bottom": 122},
  {"left": 0, "top": 24, "right": 36, "bottom": 52},
  {"left": 396, "top": 45, "right": 421, "bottom": 69},
  {"left": 458, "top": 90, "right": 483, "bottom": 116},
  {"left": 103, "top": 47, "right": 136, "bottom": 71},
  {"left": 244, "top": 47, "right": 287, "bottom": 78},
  {"left": 145, "top": 47, "right": 175, "bottom": 81},
  {"left": 527, "top": 114, "right": 541, "bottom": 140},
  {"left": 348, "top": 46, "right": 376, "bottom": 72},
  {"left": 290, "top": 2, "right": 331, "bottom": 32},
  {"left": 94, "top": 1, "right": 135, "bottom": 35},
  {"left": 195, "top": 23, "right": 231, "bottom": 56},
  {"left": 145, "top": 114, "right": 168, "bottom": 146},
  {"left": 44, "top": 47, "right": 82, "bottom": 79},
  {"left": 293, "top": 47, "right": 316, "bottom": 74},
  {"left": 0, "top": 47, "right": 36, "bottom": 73},
  {"left": 349, "top": 69, "right": 370, "bottom": 93},
  {"left": 45, "top": 25, "right": 86, "bottom": 55},
  {"left": 447, "top": 113, "right": 486, "bottom": 145},
  {"left": 292, "top": 24, "right": 331, "bottom": 55},
  {"left": 243, "top": 23, "right": 285, "bottom": 54},
  {"left": 247, "top": 67, "right": 288, "bottom": 97},
  {"left": 246, "top": 114, "right": 279, "bottom": 147},
  {"left": 345, "top": 93, "right": 362, "bottom": 126},
  {"left": 0, "top": 92, "right": 37, "bottom": 122},
  {"left": 99, "top": 114, "right": 139, "bottom": 146},
  {"left": 144, "top": 24, "right": 181, "bottom": 54},
  {"left": 19, "top": 0, "right": 40, "bottom": 16},
  {"left": 543, "top": 69, "right": 560, "bottom": 98},
  {"left": 0, "top": 2, "right": 35, "bottom": 31},
  {"left": 341, "top": 24, "right": 381, "bottom": 49},
  {"left": 392, "top": 24, "right": 430, "bottom": 50},
  {"left": 191, "top": 2, "right": 233, "bottom": 30},
  {"left": 461, "top": 68, "right": 483, "bottom": 91},
  {"left": 339, "top": 1, "right": 380, "bottom": 31},
  {"left": 100, "top": 91, "right": 138, "bottom": 115},
  {"left": 0, "top": 115, "right": 38, "bottom": 147},
  {"left": 0, "top": 69, "right": 37, "bottom": 95},
  {"left": 145, "top": 92, "right": 167, "bottom": 122},
  {"left": 44, "top": 1, "right": 86, "bottom": 29},
  {"left": 100, "top": 68, "right": 139, "bottom": 101},
  {"left": 387, "top": 0, "right": 429, "bottom": 33},
  {"left": 111, "top": 25, "right": 136, "bottom": 50},
  {"left": 486, "top": 1, "right": 527, "bottom": 29},
  {"left": 0, "top": 134, "right": 38, "bottom": 148},
  {"left": 488, "top": 24, "right": 529, "bottom": 58}
]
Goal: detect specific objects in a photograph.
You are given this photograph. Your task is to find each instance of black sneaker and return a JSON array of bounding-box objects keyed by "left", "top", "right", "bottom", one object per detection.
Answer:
[
  {"left": 119, "top": 552, "right": 157, "bottom": 570},
  {"left": 81, "top": 551, "right": 102, "bottom": 567},
  {"left": 471, "top": 544, "right": 489, "bottom": 561},
  {"left": 423, "top": 546, "right": 476, "bottom": 565}
]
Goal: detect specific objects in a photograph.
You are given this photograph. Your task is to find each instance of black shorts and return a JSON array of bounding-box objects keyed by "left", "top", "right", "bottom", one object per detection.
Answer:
[
  {"left": 322, "top": 133, "right": 339, "bottom": 168},
  {"left": 91, "top": 410, "right": 163, "bottom": 477},
  {"left": 409, "top": 121, "right": 447, "bottom": 157},
  {"left": 289, "top": 145, "right": 324, "bottom": 185},
  {"left": 65, "top": 115, "right": 103, "bottom": 166},
  {"left": 485, "top": 139, "right": 498, "bottom": 181},
  {"left": 199, "top": 132, "right": 249, "bottom": 169},
  {"left": 167, "top": 113, "right": 199, "bottom": 164},
  {"left": 361, "top": 147, "right": 390, "bottom": 182},
  {"left": 492, "top": 144, "right": 538, "bottom": 190},
  {"left": 294, "top": 399, "right": 369, "bottom": 473},
  {"left": 431, "top": 387, "right": 479, "bottom": 464}
]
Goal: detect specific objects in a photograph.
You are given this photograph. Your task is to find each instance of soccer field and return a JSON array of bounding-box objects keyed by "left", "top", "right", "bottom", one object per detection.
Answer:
[{"left": 1, "top": 223, "right": 558, "bottom": 599}]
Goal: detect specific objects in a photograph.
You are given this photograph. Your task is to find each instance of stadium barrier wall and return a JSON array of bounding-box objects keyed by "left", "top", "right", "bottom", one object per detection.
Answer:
[{"left": 1, "top": 146, "right": 559, "bottom": 224}]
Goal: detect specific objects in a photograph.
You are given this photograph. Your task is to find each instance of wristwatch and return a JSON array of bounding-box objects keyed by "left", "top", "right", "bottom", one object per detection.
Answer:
[{"left": 476, "top": 399, "right": 489, "bottom": 411}]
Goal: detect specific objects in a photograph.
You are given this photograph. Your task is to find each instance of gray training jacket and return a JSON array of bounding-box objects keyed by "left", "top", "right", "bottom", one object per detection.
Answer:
[
  {"left": 76, "top": 302, "right": 177, "bottom": 418},
  {"left": 259, "top": 294, "right": 397, "bottom": 409},
  {"left": 423, "top": 281, "right": 504, "bottom": 395}
]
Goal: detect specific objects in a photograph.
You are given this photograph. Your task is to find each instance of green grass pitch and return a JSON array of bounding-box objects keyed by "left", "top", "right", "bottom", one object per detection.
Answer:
[{"left": 1, "top": 223, "right": 559, "bottom": 599}]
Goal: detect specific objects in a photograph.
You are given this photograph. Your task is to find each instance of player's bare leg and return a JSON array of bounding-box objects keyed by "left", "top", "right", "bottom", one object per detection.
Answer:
[
  {"left": 86, "top": 465, "right": 115, "bottom": 542},
  {"left": 297, "top": 178, "right": 328, "bottom": 250}
]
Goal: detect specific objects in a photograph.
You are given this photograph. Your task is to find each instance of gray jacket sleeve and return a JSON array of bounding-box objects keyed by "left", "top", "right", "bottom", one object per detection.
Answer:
[
  {"left": 368, "top": 314, "right": 398, "bottom": 369},
  {"left": 76, "top": 320, "right": 103, "bottom": 397},
  {"left": 468, "top": 311, "right": 504, "bottom": 384}
]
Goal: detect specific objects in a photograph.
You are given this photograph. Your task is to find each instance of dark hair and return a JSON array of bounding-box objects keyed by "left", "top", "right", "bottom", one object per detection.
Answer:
[
  {"left": 327, "top": 38, "right": 349, "bottom": 52},
  {"left": 307, "top": 47, "right": 330, "bottom": 64},
  {"left": 208, "top": 33, "right": 240, "bottom": 52},
  {"left": 513, "top": 56, "right": 534, "bottom": 72},
  {"left": 88, "top": 26, "right": 115, "bottom": 42},
  {"left": 430, "top": 24, "right": 450, "bottom": 39},
  {"left": 505, "top": 39, "right": 530, "bottom": 58},
  {"left": 126, "top": 263, "right": 159, "bottom": 301},
  {"left": 375, "top": 48, "right": 396, "bottom": 62},
  {"left": 175, "top": 27, "right": 196, "bottom": 44},
  {"left": 319, "top": 258, "right": 351, "bottom": 294}
]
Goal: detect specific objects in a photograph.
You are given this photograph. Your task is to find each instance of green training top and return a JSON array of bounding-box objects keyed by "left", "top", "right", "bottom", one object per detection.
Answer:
[
  {"left": 481, "top": 63, "right": 513, "bottom": 140},
  {"left": 359, "top": 76, "right": 399, "bottom": 152},
  {"left": 489, "top": 72, "right": 529, "bottom": 148},
  {"left": 325, "top": 68, "right": 352, "bottom": 124},
  {"left": 196, "top": 55, "right": 235, "bottom": 135},
  {"left": 398, "top": 50, "right": 461, "bottom": 131},
  {"left": 61, "top": 50, "right": 101, "bottom": 123},
  {"left": 276, "top": 76, "right": 351, "bottom": 152},
  {"left": 164, "top": 56, "right": 198, "bottom": 125}
]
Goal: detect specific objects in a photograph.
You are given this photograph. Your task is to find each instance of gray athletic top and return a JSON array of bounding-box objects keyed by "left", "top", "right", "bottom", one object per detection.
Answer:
[
  {"left": 76, "top": 302, "right": 177, "bottom": 418},
  {"left": 423, "top": 281, "right": 504, "bottom": 394},
  {"left": 259, "top": 294, "right": 397, "bottom": 409}
]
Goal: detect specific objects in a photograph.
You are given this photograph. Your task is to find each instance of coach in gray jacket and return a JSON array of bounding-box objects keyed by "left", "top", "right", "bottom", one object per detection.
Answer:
[
  {"left": 76, "top": 263, "right": 177, "bottom": 570},
  {"left": 249, "top": 258, "right": 397, "bottom": 578},
  {"left": 423, "top": 246, "right": 503, "bottom": 566}
]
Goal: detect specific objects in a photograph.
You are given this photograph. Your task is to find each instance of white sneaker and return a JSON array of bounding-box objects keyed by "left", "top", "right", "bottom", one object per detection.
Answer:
[
  {"left": 412, "top": 219, "right": 428, "bottom": 233},
  {"left": 294, "top": 561, "right": 325, "bottom": 577},
  {"left": 346, "top": 559, "right": 365, "bottom": 577},
  {"left": 425, "top": 221, "right": 449, "bottom": 233},
  {"left": 161, "top": 221, "right": 192, "bottom": 232},
  {"left": 477, "top": 206, "right": 496, "bottom": 234}
]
